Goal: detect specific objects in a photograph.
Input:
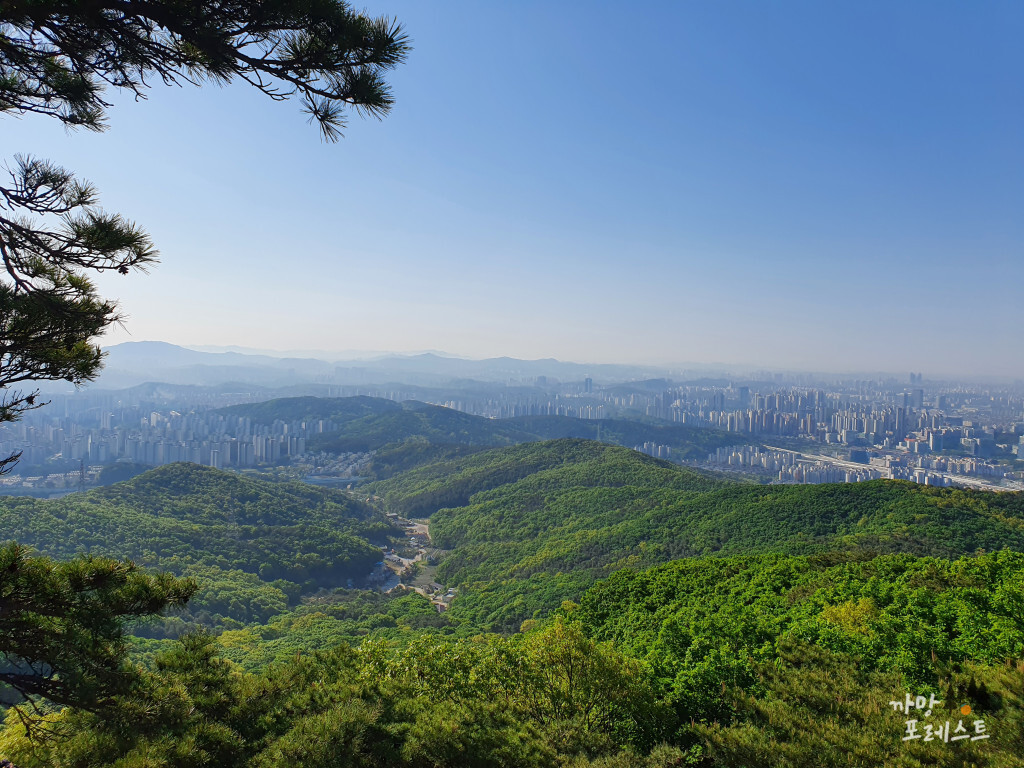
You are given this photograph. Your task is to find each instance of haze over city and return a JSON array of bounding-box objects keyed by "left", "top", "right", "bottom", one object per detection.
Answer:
[{"left": 3, "top": 1, "right": 1021, "bottom": 375}]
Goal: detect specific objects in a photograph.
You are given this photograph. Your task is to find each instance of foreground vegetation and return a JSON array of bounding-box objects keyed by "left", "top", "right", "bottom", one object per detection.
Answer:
[
  {"left": 2, "top": 433, "right": 1023, "bottom": 765},
  {"left": 3, "top": 552, "right": 1022, "bottom": 766}
]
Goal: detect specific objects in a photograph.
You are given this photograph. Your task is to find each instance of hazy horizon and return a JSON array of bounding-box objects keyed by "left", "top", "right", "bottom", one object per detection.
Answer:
[
  {"left": 6, "top": 0, "right": 1022, "bottom": 376},
  {"left": 93, "top": 339, "right": 1023, "bottom": 383}
]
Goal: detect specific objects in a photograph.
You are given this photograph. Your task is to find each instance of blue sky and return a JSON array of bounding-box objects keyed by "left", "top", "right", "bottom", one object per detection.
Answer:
[{"left": 4, "top": 1, "right": 1022, "bottom": 375}]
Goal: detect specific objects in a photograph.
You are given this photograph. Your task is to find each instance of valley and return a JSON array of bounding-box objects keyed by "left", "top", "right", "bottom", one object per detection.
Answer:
[{"left": 2, "top": 396, "right": 1023, "bottom": 766}]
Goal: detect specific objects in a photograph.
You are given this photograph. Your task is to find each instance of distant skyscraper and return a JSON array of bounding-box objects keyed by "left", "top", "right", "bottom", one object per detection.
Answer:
[
  {"left": 584, "top": 376, "right": 593, "bottom": 394},
  {"left": 912, "top": 388, "right": 924, "bottom": 409}
]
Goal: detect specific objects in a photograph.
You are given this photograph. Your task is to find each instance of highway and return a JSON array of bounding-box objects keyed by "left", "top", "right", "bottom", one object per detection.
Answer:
[{"left": 762, "top": 445, "right": 1017, "bottom": 493}]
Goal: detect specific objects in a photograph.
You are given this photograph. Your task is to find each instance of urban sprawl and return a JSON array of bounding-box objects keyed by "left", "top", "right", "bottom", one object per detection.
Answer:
[{"left": 1, "top": 373, "right": 1022, "bottom": 495}]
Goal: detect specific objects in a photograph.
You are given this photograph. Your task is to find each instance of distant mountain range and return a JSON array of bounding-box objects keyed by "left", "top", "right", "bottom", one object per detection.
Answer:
[{"left": 89, "top": 341, "right": 671, "bottom": 389}]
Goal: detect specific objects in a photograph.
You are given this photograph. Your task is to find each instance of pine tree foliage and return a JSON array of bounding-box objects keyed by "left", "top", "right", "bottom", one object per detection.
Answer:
[
  {"left": 0, "top": 0, "right": 410, "bottom": 138},
  {"left": 0, "top": 155, "right": 156, "bottom": 471},
  {"left": 0, "top": 542, "right": 195, "bottom": 714}
]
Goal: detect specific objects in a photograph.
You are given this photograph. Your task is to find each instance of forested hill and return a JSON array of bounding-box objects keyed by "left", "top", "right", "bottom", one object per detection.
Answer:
[
  {"left": 91, "top": 462, "right": 385, "bottom": 526},
  {"left": 309, "top": 401, "right": 539, "bottom": 453},
  {"left": 218, "top": 395, "right": 399, "bottom": 425},
  {"left": 216, "top": 395, "right": 737, "bottom": 466},
  {"left": 367, "top": 438, "right": 730, "bottom": 518},
  {"left": 0, "top": 463, "right": 400, "bottom": 629},
  {"left": 220, "top": 396, "right": 535, "bottom": 454},
  {"left": 395, "top": 439, "right": 1024, "bottom": 632},
  {"left": 508, "top": 414, "right": 740, "bottom": 459}
]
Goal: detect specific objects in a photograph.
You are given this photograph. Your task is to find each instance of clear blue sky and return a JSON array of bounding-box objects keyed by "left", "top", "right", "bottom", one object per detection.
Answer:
[{"left": 4, "top": 1, "right": 1022, "bottom": 375}]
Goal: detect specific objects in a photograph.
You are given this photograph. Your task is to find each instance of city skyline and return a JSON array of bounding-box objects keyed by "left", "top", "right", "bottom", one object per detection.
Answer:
[
  {"left": 5, "top": 360, "right": 1022, "bottom": 497},
  {"left": 4, "top": 1, "right": 1022, "bottom": 375}
]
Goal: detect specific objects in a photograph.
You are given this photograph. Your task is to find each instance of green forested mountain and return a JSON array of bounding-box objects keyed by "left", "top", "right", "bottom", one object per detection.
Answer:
[
  {"left": 363, "top": 439, "right": 490, "bottom": 480},
  {"left": 508, "top": 414, "right": 743, "bottom": 459},
  {"left": 221, "top": 396, "right": 537, "bottom": 454},
  {"left": 373, "top": 439, "right": 1024, "bottom": 632},
  {"left": 367, "top": 438, "right": 728, "bottom": 518},
  {"left": 0, "top": 464, "right": 401, "bottom": 631},
  {"left": 308, "top": 402, "right": 538, "bottom": 454},
  {"left": 218, "top": 395, "right": 400, "bottom": 425}
]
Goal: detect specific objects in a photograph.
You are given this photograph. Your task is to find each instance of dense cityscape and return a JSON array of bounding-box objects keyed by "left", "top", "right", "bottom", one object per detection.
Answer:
[{"left": 2, "top": 359, "right": 1021, "bottom": 495}]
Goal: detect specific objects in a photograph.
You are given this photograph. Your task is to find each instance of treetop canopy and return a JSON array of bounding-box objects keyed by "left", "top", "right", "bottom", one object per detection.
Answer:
[{"left": 0, "top": 0, "right": 411, "bottom": 140}]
